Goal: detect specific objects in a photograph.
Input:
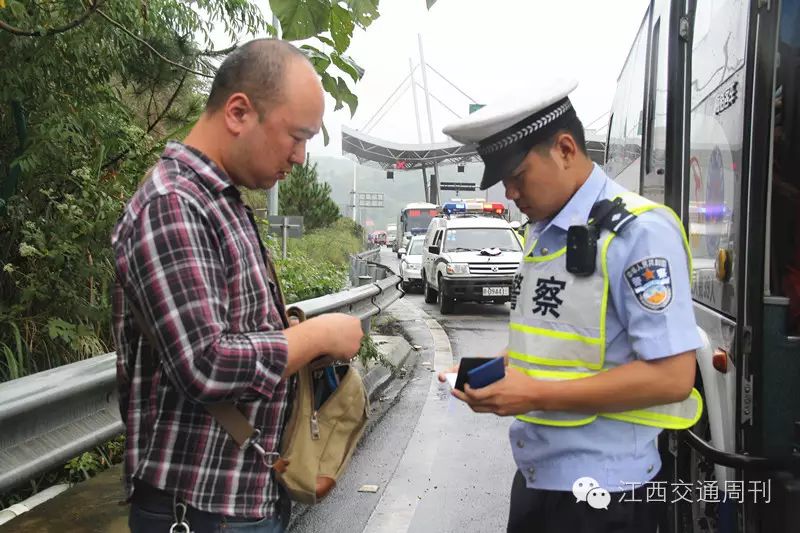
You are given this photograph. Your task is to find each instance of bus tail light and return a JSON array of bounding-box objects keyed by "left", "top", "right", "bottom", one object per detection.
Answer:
[{"left": 712, "top": 348, "right": 729, "bottom": 373}]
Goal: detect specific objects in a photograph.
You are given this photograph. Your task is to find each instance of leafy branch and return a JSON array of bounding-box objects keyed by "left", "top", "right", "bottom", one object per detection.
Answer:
[
  {"left": 95, "top": 8, "right": 213, "bottom": 79},
  {"left": 0, "top": 0, "right": 102, "bottom": 37}
]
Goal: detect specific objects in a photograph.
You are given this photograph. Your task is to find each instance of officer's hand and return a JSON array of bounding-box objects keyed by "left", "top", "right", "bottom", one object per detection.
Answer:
[
  {"left": 310, "top": 313, "right": 364, "bottom": 361},
  {"left": 451, "top": 367, "right": 544, "bottom": 416},
  {"left": 438, "top": 350, "right": 508, "bottom": 383}
]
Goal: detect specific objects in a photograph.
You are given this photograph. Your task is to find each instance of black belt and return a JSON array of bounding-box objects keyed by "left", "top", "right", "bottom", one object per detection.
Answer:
[
  {"left": 132, "top": 478, "right": 175, "bottom": 507},
  {"left": 131, "top": 479, "right": 262, "bottom": 523}
]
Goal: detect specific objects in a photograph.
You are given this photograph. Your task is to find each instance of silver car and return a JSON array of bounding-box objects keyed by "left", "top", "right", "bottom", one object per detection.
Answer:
[{"left": 399, "top": 235, "right": 425, "bottom": 292}]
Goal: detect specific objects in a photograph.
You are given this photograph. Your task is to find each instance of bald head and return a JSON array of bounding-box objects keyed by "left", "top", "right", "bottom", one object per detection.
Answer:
[
  {"left": 184, "top": 38, "right": 323, "bottom": 190},
  {"left": 206, "top": 39, "right": 309, "bottom": 118}
]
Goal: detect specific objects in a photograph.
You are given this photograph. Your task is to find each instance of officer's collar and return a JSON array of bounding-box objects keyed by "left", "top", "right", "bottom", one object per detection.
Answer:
[{"left": 547, "top": 163, "right": 607, "bottom": 232}]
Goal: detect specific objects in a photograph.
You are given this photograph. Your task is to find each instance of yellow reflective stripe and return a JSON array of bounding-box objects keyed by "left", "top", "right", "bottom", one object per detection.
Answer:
[
  {"left": 524, "top": 247, "right": 567, "bottom": 262},
  {"left": 512, "top": 366, "right": 703, "bottom": 430},
  {"left": 509, "top": 350, "right": 602, "bottom": 369},
  {"left": 602, "top": 389, "right": 703, "bottom": 429},
  {"left": 509, "top": 322, "right": 602, "bottom": 345},
  {"left": 599, "top": 233, "right": 613, "bottom": 368},
  {"left": 624, "top": 198, "right": 694, "bottom": 275},
  {"left": 511, "top": 364, "right": 596, "bottom": 380},
  {"left": 516, "top": 414, "right": 597, "bottom": 427}
]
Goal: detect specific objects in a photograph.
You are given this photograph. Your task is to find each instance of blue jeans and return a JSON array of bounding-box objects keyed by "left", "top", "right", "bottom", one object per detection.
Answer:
[{"left": 129, "top": 500, "right": 285, "bottom": 533}]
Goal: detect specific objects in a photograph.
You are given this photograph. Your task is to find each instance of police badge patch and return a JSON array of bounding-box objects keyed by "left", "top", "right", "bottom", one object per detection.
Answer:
[{"left": 624, "top": 257, "right": 673, "bottom": 312}]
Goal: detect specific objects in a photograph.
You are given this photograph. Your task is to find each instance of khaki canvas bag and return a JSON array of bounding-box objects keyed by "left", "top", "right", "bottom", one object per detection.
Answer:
[{"left": 274, "top": 307, "right": 369, "bottom": 505}]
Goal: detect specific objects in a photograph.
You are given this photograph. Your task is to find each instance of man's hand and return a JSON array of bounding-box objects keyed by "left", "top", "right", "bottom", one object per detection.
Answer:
[
  {"left": 284, "top": 313, "right": 364, "bottom": 376},
  {"left": 437, "top": 364, "right": 458, "bottom": 383},
  {"left": 309, "top": 313, "right": 364, "bottom": 361},
  {"left": 451, "top": 366, "right": 547, "bottom": 416}
]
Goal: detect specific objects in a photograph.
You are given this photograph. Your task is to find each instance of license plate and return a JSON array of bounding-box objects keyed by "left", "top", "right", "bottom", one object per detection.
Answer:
[{"left": 483, "top": 287, "right": 509, "bottom": 297}]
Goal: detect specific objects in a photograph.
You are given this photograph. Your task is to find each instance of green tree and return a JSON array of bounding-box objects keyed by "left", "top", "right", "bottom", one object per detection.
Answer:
[
  {"left": 0, "top": 0, "right": 381, "bottom": 381},
  {"left": 279, "top": 160, "right": 340, "bottom": 231}
]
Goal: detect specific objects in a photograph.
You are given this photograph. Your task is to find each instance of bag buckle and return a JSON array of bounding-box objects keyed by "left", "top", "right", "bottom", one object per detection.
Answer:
[{"left": 242, "top": 428, "right": 280, "bottom": 468}]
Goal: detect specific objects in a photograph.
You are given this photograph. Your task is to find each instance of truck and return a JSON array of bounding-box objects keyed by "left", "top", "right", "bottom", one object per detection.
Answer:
[{"left": 386, "top": 224, "right": 397, "bottom": 247}]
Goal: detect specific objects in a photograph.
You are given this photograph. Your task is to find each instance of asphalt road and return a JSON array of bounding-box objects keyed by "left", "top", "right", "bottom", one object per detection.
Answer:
[{"left": 290, "top": 248, "right": 516, "bottom": 533}]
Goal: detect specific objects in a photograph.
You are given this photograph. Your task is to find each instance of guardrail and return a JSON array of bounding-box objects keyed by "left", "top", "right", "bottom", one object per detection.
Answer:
[
  {"left": 0, "top": 252, "right": 401, "bottom": 495},
  {"left": 349, "top": 246, "right": 382, "bottom": 287}
]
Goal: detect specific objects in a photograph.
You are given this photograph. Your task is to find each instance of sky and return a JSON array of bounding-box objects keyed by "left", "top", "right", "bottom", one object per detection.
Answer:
[
  {"left": 213, "top": 0, "right": 650, "bottom": 160},
  {"left": 207, "top": 1, "right": 652, "bottom": 229}
]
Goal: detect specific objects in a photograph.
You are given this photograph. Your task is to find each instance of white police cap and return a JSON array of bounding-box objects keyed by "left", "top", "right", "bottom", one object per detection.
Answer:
[{"left": 443, "top": 78, "right": 579, "bottom": 190}]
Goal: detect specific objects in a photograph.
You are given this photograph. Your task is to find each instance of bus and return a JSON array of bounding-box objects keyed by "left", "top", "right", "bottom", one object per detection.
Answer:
[
  {"left": 605, "top": 1, "right": 799, "bottom": 531},
  {"left": 393, "top": 202, "right": 439, "bottom": 257}
]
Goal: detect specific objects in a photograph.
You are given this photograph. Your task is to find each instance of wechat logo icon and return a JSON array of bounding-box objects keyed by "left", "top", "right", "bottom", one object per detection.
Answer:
[{"left": 572, "top": 476, "right": 610, "bottom": 510}]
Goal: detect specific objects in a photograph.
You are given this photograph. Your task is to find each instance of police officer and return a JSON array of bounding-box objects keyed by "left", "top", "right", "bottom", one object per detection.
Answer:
[{"left": 439, "top": 79, "right": 702, "bottom": 533}]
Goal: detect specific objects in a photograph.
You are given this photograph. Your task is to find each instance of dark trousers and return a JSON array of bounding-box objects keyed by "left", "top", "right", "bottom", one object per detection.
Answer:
[
  {"left": 128, "top": 479, "right": 288, "bottom": 533},
  {"left": 507, "top": 471, "right": 661, "bottom": 533}
]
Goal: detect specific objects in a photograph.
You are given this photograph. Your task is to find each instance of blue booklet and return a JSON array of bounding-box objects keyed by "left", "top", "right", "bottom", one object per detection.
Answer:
[{"left": 466, "top": 356, "right": 505, "bottom": 389}]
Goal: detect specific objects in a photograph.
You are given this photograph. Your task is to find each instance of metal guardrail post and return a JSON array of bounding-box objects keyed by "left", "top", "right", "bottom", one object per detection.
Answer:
[{"left": 0, "top": 259, "right": 402, "bottom": 495}]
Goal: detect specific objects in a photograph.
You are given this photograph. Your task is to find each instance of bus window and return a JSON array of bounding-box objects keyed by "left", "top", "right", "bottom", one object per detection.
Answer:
[
  {"left": 686, "top": 0, "right": 749, "bottom": 316},
  {"left": 605, "top": 15, "right": 649, "bottom": 190},
  {"left": 405, "top": 209, "right": 437, "bottom": 236},
  {"left": 642, "top": 1, "right": 669, "bottom": 203},
  {"left": 774, "top": 0, "right": 800, "bottom": 333}
]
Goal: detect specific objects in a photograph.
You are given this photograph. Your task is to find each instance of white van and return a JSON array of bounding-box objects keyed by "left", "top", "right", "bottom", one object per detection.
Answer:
[{"left": 421, "top": 214, "right": 522, "bottom": 314}]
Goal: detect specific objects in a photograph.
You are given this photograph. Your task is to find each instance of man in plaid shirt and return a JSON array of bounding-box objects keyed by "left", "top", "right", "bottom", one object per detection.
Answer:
[{"left": 112, "top": 39, "right": 364, "bottom": 532}]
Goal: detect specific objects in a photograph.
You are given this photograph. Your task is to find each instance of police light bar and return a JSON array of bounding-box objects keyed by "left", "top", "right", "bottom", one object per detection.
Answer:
[
  {"left": 442, "top": 202, "right": 467, "bottom": 214},
  {"left": 483, "top": 202, "right": 505, "bottom": 215}
]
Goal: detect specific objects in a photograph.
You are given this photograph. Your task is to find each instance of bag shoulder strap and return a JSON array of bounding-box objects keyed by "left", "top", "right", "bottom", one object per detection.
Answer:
[{"left": 126, "top": 299, "right": 257, "bottom": 448}]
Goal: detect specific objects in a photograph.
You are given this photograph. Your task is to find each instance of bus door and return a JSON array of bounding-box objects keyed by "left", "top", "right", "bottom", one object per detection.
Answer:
[
  {"left": 677, "top": 0, "right": 800, "bottom": 531},
  {"left": 673, "top": 0, "right": 750, "bottom": 531},
  {"left": 744, "top": 0, "right": 800, "bottom": 530}
]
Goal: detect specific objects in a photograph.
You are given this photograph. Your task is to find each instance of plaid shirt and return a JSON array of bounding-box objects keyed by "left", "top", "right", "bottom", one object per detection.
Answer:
[{"left": 111, "top": 141, "right": 290, "bottom": 519}]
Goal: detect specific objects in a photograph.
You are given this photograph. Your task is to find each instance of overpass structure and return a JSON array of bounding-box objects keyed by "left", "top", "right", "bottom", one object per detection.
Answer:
[
  {"left": 341, "top": 126, "right": 479, "bottom": 171},
  {"left": 341, "top": 125, "right": 481, "bottom": 205},
  {"left": 340, "top": 35, "right": 608, "bottom": 206}
]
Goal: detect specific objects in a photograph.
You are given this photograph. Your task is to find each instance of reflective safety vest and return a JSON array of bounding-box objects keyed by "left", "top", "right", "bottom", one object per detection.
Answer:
[{"left": 509, "top": 192, "right": 703, "bottom": 429}]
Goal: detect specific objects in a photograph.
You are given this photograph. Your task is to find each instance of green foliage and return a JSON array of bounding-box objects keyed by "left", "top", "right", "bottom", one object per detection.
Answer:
[
  {"left": 253, "top": 215, "right": 362, "bottom": 303},
  {"left": 287, "top": 218, "right": 361, "bottom": 264},
  {"left": 274, "top": 253, "right": 347, "bottom": 303},
  {"left": 0, "top": 1, "right": 381, "bottom": 382},
  {"left": 65, "top": 452, "right": 102, "bottom": 483},
  {"left": 279, "top": 160, "right": 341, "bottom": 231},
  {"left": 276, "top": 219, "right": 363, "bottom": 303},
  {"left": 357, "top": 334, "right": 381, "bottom": 367},
  {"left": 337, "top": 216, "right": 366, "bottom": 240},
  {"left": 240, "top": 188, "right": 268, "bottom": 211},
  {"left": 271, "top": 0, "right": 378, "bottom": 117}
]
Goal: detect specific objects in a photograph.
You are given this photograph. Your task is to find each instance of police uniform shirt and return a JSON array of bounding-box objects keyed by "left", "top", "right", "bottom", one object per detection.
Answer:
[{"left": 509, "top": 163, "right": 703, "bottom": 492}]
